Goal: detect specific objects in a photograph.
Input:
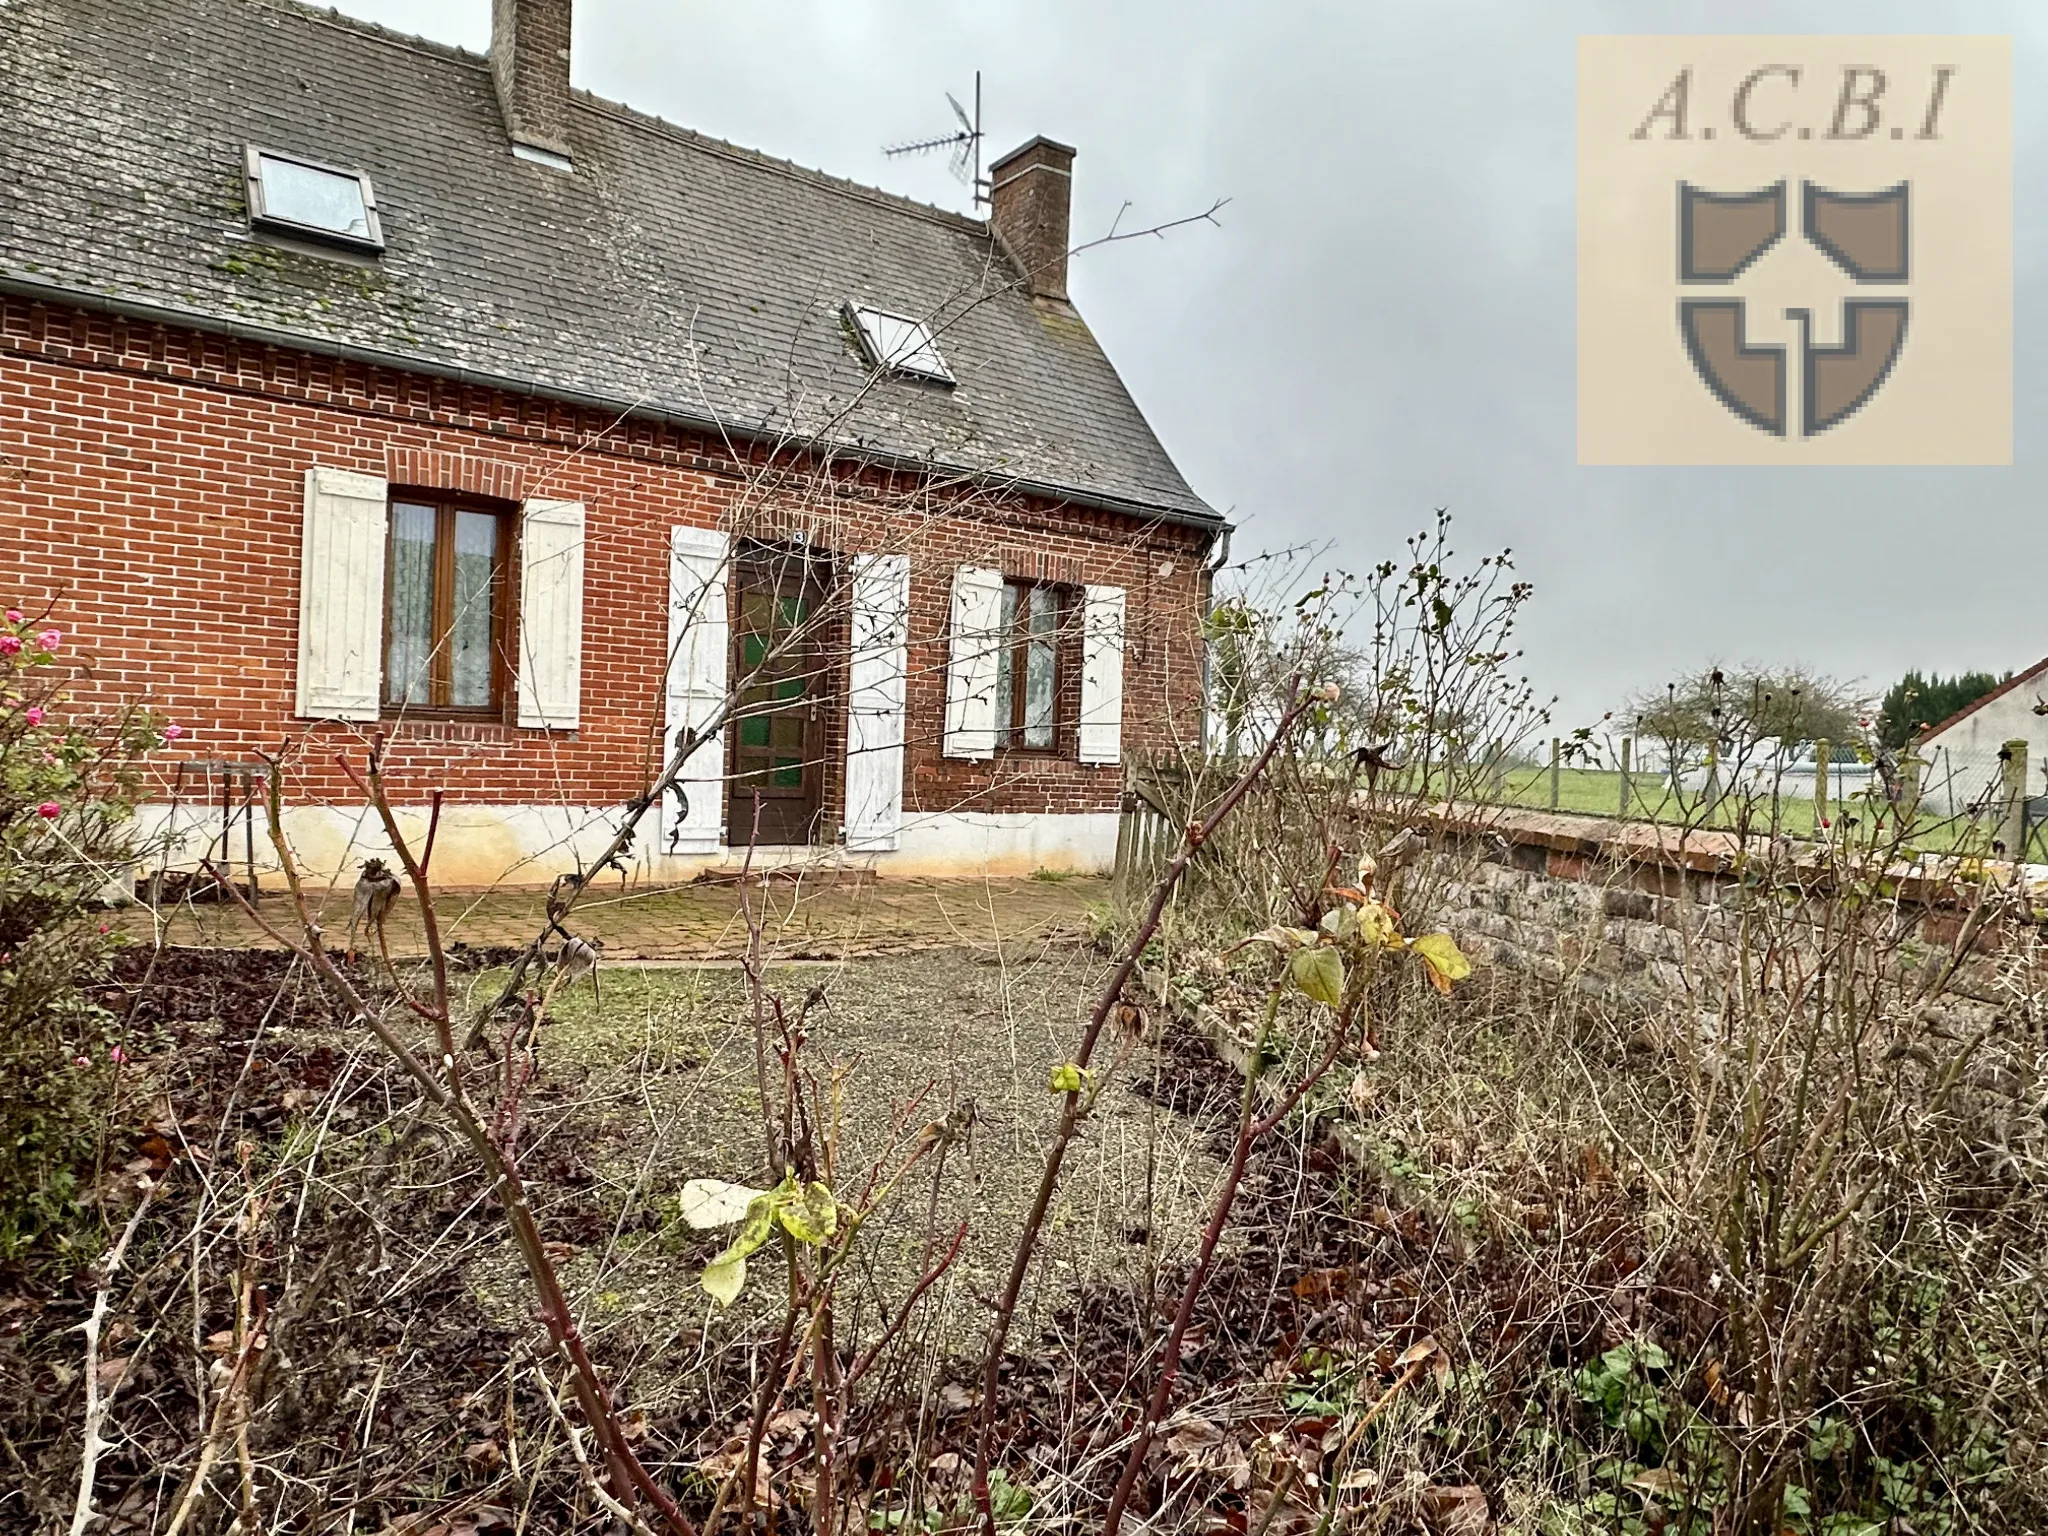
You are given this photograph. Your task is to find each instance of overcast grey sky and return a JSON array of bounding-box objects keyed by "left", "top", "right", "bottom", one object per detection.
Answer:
[{"left": 331, "top": 0, "right": 2047, "bottom": 729}]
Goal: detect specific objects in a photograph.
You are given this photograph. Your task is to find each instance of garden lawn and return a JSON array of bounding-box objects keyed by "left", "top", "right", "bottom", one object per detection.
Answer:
[{"left": 454, "top": 942, "right": 1227, "bottom": 1413}]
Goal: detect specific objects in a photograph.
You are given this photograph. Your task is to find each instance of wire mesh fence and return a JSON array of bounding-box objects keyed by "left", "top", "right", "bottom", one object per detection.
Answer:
[
  {"left": 1110, "top": 733, "right": 2048, "bottom": 913},
  {"left": 1470, "top": 735, "right": 2048, "bottom": 862}
]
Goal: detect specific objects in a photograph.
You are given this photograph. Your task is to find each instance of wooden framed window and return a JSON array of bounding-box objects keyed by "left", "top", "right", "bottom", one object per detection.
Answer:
[
  {"left": 994, "top": 579, "right": 1063, "bottom": 751},
  {"left": 383, "top": 497, "right": 513, "bottom": 714}
]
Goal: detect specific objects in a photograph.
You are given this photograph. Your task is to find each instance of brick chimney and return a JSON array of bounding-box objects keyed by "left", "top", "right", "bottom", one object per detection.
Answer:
[
  {"left": 491, "top": 0, "right": 573, "bottom": 167},
  {"left": 989, "top": 136, "right": 1076, "bottom": 302}
]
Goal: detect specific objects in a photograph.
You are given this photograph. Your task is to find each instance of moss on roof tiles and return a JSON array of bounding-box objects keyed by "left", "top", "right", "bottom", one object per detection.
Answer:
[{"left": 0, "top": 0, "right": 1215, "bottom": 522}]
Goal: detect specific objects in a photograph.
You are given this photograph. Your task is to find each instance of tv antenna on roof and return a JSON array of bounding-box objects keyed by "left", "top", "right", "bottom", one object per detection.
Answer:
[{"left": 883, "top": 70, "right": 988, "bottom": 207}]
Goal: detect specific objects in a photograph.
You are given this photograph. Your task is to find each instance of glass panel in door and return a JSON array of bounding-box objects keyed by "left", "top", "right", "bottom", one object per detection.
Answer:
[{"left": 727, "top": 569, "right": 823, "bottom": 845}]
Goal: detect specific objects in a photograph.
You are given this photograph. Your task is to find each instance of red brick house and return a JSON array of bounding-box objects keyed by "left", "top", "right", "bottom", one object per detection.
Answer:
[{"left": 0, "top": 0, "right": 1223, "bottom": 884}]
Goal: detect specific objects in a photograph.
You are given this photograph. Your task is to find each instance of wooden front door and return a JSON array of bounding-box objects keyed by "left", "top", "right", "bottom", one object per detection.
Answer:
[{"left": 727, "top": 560, "right": 826, "bottom": 845}]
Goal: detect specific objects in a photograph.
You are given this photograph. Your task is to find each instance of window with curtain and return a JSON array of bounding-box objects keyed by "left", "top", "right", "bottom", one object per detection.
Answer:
[
  {"left": 384, "top": 498, "right": 510, "bottom": 712},
  {"left": 993, "top": 580, "right": 1063, "bottom": 751}
]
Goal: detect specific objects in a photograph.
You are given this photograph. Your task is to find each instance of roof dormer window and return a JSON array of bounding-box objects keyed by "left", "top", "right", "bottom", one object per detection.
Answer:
[
  {"left": 245, "top": 147, "right": 384, "bottom": 251},
  {"left": 847, "top": 304, "right": 954, "bottom": 384}
]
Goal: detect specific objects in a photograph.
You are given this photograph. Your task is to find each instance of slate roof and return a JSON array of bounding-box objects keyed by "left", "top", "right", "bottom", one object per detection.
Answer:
[{"left": 0, "top": 0, "right": 1216, "bottom": 524}]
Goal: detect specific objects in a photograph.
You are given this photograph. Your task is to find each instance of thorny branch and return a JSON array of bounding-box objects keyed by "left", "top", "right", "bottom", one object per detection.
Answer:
[
  {"left": 970, "top": 681, "right": 1316, "bottom": 1536},
  {"left": 222, "top": 751, "right": 700, "bottom": 1535},
  {"left": 1103, "top": 983, "right": 1370, "bottom": 1536},
  {"left": 67, "top": 1178, "right": 159, "bottom": 1536}
]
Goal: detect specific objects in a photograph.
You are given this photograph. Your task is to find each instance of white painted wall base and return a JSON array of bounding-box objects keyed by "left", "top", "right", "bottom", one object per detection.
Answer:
[
  {"left": 893, "top": 810, "right": 1119, "bottom": 878},
  {"left": 130, "top": 802, "right": 1119, "bottom": 887}
]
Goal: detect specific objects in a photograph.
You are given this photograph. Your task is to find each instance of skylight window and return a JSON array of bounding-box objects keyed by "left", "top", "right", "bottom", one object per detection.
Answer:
[
  {"left": 847, "top": 304, "right": 954, "bottom": 384},
  {"left": 244, "top": 147, "right": 384, "bottom": 251}
]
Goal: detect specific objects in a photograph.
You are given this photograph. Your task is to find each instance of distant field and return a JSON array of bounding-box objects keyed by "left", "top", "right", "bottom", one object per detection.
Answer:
[{"left": 1497, "top": 765, "right": 1819, "bottom": 831}]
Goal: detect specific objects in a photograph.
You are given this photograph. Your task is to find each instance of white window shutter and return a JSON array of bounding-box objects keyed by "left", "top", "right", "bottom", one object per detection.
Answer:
[
  {"left": 1078, "top": 584, "right": 1126, "bottom": 766},
  {"left": 516, "top": 498, "right": 586, "bottom": 730},
  {"left": 943, "top": 565, "right": 1004, "bottom": 760},
  {"left": 294, "top": 466, "right": 389, "bottom": 721},
  {"left": 845, "top": 553, "right": 910, "bottom": 851},
  {"left": 666, "top": 526, "right": 729, "bottom": 854}
]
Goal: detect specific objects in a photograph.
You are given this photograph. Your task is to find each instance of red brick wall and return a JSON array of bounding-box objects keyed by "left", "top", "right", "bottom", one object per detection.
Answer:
[{"left": 0, "top": 298, "right": 1212, "bottom": 824}]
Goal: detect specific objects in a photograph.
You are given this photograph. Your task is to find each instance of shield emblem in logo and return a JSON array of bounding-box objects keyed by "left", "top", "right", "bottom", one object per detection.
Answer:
[{"left": 1677, "top": 180, "right": 1909, "bottom": 438}]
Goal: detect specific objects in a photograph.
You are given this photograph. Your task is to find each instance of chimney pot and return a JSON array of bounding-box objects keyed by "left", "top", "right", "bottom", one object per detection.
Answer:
[
  {"left": 989, "top": 136, "right": 1076, "bottom": 302},
  {"left": 492, "top": 0, "right": 573, "bottom": 166}
]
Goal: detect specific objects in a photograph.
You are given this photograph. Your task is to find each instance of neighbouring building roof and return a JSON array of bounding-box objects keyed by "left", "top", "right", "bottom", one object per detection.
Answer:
[
  {"left": 0, "top": 0, "right": 1217, "bottom": 525},
  {"left": 1917, "top": 657, "right": 2048, "bottom": 745}
]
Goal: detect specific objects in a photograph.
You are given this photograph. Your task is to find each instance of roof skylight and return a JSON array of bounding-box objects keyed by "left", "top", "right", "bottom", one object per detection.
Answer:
[
  {"left": 245, "top": 147, "right": 384, "bottom": 251},
  {"left": 847, "top": 304, "right": 954, "bottom": 384}
]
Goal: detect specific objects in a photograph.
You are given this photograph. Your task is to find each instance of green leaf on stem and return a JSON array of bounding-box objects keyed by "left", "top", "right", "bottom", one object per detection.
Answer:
[
  {"left": 1408, "top": 932, "right": 1472, "bottom": 994},
  {"left": 778, "top": 1180, "right": 839, "bottom": 1245},
  {"left": 696, "top": 1187, "right": 790, "bottom": 1302},
  {"left": 1289, "top": 945, "right": 1346, "bottom": 1008},
  {"left": 699, "top": 1186, "right": 783, "bottom": 1306},
  {"left": 701, "top": 1248, "right": 749, "bottom": 1307}
]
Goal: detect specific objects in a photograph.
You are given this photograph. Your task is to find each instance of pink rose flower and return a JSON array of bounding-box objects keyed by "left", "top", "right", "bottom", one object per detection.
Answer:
[
  {"left": 0, "top": 636, "right": 20, "bottom": 656},
  {"left": 3, "top": 610, "right": 20, "bottom": 623},
  {"left": 108, "top": 1045, "right": 127, "bottom": 1065},
  {"left": 36, "top": 630, "right": 60, "bottom": 650},
  {"left": 163, "top": 723, "right": 184, "bottom": 741},
  {"left": 35, "top": 801, "right": 60, "bottom": 819},
  {"left": 73, "top": 1055, "right": 91, "bottom": 1069},
  {"left": 24, "top": 706, "right": 43, "bottom": 725}
]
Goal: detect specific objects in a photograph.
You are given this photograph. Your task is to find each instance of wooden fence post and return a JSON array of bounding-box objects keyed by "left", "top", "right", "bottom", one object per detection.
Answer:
[
  {"left": 1112, "top": 760, "right": 1134, "bottom": 907},
  {"left": 1618, "top": 737, "right": 1633, "bottom": 822},
  {"left": 1813, "top": 738, "right": 1831, "bottom": 829},
  {"left": 1998, "top": 739, "right": 2029, "bottom": 857},
  {"left": 1549, "top": 736, "right": 1561, "bottom": 810},
  {"left": 1899, "top": 753, "right": 1923, "bottom": 828}
]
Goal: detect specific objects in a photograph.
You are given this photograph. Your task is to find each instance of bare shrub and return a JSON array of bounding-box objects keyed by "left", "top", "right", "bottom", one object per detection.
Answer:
[{"left": 1094, "top": 528, "right": 2048, "bottom": 1534}]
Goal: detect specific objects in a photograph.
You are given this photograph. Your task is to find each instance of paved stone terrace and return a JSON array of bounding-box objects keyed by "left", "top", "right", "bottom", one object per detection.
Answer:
[{"left": 120, "top": 872, "right": 1108, "bottom": 960}]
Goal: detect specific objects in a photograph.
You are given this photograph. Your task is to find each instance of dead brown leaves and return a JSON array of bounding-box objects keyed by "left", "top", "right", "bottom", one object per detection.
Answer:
[{"left": 694, "top": 1406, "right": 817, "bottom": 1511}]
